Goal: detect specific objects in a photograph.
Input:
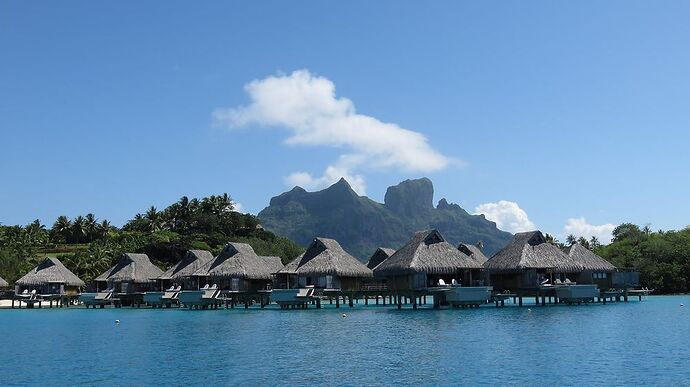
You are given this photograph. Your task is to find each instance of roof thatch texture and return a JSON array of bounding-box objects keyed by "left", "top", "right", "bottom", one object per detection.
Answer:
[
  {"left": 196, "top": 243, "right": 283, "bottom": 280},
  {"left": 280, "top": 238, "right": 372, "bottom": 278},
  {"left": 458, "top": 243, "right": 489, "bottom": 265},
  {"left": 366, "top": 247, "right": 396, "bottom": 269},
  {"left": 160, "top": 250, "right": 214, "bottom": 280},
  {"left": 16, "top": 257, "right": 85, "bottom": 287},
  {"left": 276, "top": 254, "right": 303, "bottom": 275},
  {"left": 566, "top": 243, "right": 616, "bottom": 272},
  {"left": 374, "top": 230, "right": 483, "bottom": 276},
  {"left": 0, "top": 276, "right": 8, "bottom": 288},
  {"left": 484, "top": 231, "right": 581, "bottom": 272},
  {"left": 96, "top": 253, "right": 163, "bottom": 283}
]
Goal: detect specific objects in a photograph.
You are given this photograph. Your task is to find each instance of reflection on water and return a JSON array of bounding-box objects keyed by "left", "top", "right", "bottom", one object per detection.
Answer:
[{"left": 1, "top": 296, "right": 688, "bottom": 386}]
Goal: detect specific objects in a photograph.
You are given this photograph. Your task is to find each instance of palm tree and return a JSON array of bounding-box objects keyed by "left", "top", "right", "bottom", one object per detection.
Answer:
[
  {"left": 99, "top": 220, "right": 112, "bottom": 239},
  {"left": 51, "top": 216, "right": 72, "bottom": 244},
  {"left": 84, "top": 213, "right": 98, "bottom": 242},
  {"left": 71, "top": 216, "right": 86, "bottom": 244},
  {"left": 144, "top": 206, "right": 163, "bottom": 232},
  {"left": 589, "top": 236, "right": 600, "bottom": 250},
  {"left": 566, "top": 234, "right": 577, "bottom": 247}
]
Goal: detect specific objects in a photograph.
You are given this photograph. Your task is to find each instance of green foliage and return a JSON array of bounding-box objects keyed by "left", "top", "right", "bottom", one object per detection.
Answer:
[
  {"left": 597, "top": 225, "right": 690, "bottom": 294},
  {"left": 0, "top": 193, "right": 304, "bottom": 285}
]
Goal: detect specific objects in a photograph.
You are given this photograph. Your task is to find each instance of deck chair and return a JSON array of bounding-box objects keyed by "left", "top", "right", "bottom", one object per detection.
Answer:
[
  {"left": 451, "top": 279, "right": 460, "bottom": 286},
  {"left": 210, "top": 284, "right": 218, "bottom": 290},
  {"left": 564, "top": 278, "right": 574, "bottom": 285},
  {"left": 438, "top": 279, "right": 448, "bottom": 286},
  {"left": 554, "top": 278, "right": 562, "bottom": 285},
  {"left": 201, "top": 284, "right": 209, "bottom": 290}
]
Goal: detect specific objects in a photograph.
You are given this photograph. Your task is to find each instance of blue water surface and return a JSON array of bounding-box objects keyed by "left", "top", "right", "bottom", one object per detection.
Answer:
[{"left": 1, "top": 296, "right": 689, "bottom": 386}]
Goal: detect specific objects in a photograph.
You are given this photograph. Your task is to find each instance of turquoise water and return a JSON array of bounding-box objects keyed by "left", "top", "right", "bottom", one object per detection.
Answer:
[{"left": 1, "top": 296, "right": 689, "bottom": 386}]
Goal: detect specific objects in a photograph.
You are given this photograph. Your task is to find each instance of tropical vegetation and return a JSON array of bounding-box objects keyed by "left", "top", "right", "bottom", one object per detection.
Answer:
[{"left": 0, "top": 194, "right": 303, "bottom": 287}]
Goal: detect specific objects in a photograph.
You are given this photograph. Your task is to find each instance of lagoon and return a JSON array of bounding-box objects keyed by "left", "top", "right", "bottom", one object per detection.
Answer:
[{"left": 1, "top": 296, "right": 689, "bottom": 386}]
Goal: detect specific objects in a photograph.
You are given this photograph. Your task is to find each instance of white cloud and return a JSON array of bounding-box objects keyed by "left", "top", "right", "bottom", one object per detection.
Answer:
[
  {"left": 563, "top": 217, "right": 615, "bottom": 243},
  {"left": 232, "top": 201, "right": 243, "bottom": 213},
  {"left": 474, "top": 200, "right": 536, "bottom": 233},
  {"left": 214, "top": 69, "right": 453, "bottom": 193}
]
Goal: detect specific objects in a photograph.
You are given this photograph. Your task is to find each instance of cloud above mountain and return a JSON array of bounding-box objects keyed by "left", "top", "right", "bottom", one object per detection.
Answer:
[
  {"left": 563, "top": 217, "right": 616, "bottom": 243},
  {"left": 213, "top": 69, "right": 453, "bottom": 195},
  {"left": 474, "top": 200, "right": 536, "bottom": 233}
]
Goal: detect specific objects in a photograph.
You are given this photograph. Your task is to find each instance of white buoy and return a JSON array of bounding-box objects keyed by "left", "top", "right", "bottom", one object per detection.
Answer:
[
  {"left": 681, "top": 304, "right": 684, "bottom": 307},
  {"left": 527, "top": 308, "right": 531, "bottom": 312},
  {"left": 342, "top": 313, "right": 347, "bottom": 318},
  {"left": 115, "top": 319, "right": 120, "bottom": 324}
]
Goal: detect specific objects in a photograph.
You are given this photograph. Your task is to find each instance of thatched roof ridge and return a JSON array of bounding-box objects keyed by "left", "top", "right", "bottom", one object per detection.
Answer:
[
  {"left": 458, "top": 243, "right": 489, "bottom": 265},
  {"left": 96, "top": 253, "right": 163, "bottom": 283},
  {"left": 366, "top": 247, "right": 396, "bottom": 269},
  {"left": 484, "top": 231, "right": 581, "bottom": 272},
  {"left": 160, "top": 250, "right": 214, "bottom": 280},
  {"left": 276, "top": 254, "right": 303, "bottom": 274},
  {"left": 196, "top": 242, "right": 281, "bottom": 280},
  {"left": 0, "top": 276, "right": 8, "bottom": 287},
  {"left": 288, "top": 238, "right": 373, "bottom": 277},
  {"left": 566, "top": 243, "right": 616, "bottom": 272},
  {"left": 16, "top": 257, "right": 85, "bottom": 287},
  {"left": 374, "top": 230, "right": 483, "bottom": 276}
]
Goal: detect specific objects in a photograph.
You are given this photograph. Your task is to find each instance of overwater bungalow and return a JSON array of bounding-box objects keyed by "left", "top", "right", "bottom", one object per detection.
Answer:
[
  {"left": 144, "top": 250, "right": 215, "bottom": 307},
  {"left": 565, "top": 243, "right": 616, "bottom": 287},
  {"left": 178, "top": 243, "right": 282, "bottom": 308},
  {"left": 373, "top": 230, "right": 489, "bottom": 308},
  {"left": 458, "top": 243, "right": 489, "bottom": 265},
  {"left": 13, "top": 257, "right": 85, "bottom": 308},
  {"left": 272, "top": 237, "right": 372, "bottom": 308},
  {"left": 94, "top": 253, "right": 163, "bottom": 306},
  {"left": 159, "top": 249, "right": 214, "bottom": 290},
  {"left": 483, "top": 231, "right": 604, "bottom": 304}
]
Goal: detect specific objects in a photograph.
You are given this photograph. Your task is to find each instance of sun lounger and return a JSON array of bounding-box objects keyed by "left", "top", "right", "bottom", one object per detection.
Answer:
[
  {"left": 451, "top": 279, "right": 460, "bottom": 286},
  {"left": 438, "top": 279, "right": 448, "bottom": 286}
]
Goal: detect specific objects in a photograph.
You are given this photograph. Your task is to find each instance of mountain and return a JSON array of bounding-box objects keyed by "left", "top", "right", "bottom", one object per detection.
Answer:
[{"left": 257, "top": 177, "right": 513, "bottom": 260}]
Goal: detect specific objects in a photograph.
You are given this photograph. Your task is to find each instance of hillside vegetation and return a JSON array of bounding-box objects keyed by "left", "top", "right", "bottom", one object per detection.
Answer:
[{"left": 0, "top": 194, "right": 303, "bottom": 286}]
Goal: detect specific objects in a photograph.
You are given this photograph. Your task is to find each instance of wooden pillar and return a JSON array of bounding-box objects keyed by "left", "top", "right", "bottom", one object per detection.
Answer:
[
  {"left": 336, "top": 295, "right": 340, "bottom": 308},
  {"left": 433, "top": 295, "right": 440, "bottom": 309},
  {"left": 518, "top": 296, "right": 523, "bottom": 307},
  {"left": 397, "top": 295, "right": 402, "bottom": 309},
  {"left": 316, "top": 298, "right": 321, "bottom": 309},
  {"left": 348, "top": 295, "right": 354, "bottom": 307},
  {"left": 412, "top": 293, "right": 418, "bottom": 309},
  {"left": 365, "top": 296, "right": 369, "bottom": 305}
]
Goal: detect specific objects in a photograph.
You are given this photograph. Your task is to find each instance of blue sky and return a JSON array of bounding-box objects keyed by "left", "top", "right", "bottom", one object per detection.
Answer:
[{"left": 2, "top": 1, "right": 690, "bottom": 242}]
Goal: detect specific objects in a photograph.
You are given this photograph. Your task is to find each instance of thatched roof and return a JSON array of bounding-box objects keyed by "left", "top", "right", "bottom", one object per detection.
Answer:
[
  {"left": 458, "top": 243, "right": 489, "bottom": 265},
  {"left": 16, "top": 257, "right": 85, "bottom": 287},
  {"left": 96, "top": 253, "right": 163, "bottom": 283},
  {"left": 374, "top": 230, "right": 483, "bottom": 276},
  {"left": 195, "top": 243, "right": 283, "bottom": 280},
  {"left": 0, "top": 276, "right": 8, "bottom": 288},
  {"left": 276, "top": 253, "right": 303, "bottom": 275},
  {"left": 279, "top": 238, "right": 372, "bottom": 278},
  {"left": 566, "top": 243, "right": 616, "bottom": 272},
  {"left": 366, "top": 247, "right": 396, "bottom": 269},
  {"left": 160, "top": 250, "right": 214, "bottom": 280},
  {"left": 484, "top": 231, "right": 581, "bottom": 272}
]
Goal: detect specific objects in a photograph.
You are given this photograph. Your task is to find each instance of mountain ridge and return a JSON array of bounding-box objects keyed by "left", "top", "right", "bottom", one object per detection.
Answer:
[{"left": 258, "top": 177, "right": 513, "bottom": 260}]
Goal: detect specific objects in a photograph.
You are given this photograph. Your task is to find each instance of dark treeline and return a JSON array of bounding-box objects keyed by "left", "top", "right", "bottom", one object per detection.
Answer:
[
  {"left": 0, "top": 194, "right": 303, "bottom": 286},
  {"left": 546, "top": 224, "right": 689, "bottom": 294}
]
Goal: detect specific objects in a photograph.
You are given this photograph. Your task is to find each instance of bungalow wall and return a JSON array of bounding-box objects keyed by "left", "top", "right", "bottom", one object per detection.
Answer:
[
  {"left": 100, "top": 280, "right": 157, "bottom": 293},
  {"left": 160, "top": 277, "right": 200, "bottom": 291},
  {"left": 386, "top": 270, "right": 486, "bottom": 291},
  {"left": 576, "top": 270, "right": 614, "bottom": 289},
  {"left": 201, "top": 276, "right": 273, "bottom": 292},
  {"left": 15, "top": 283, "right": 80, "bottom": 296}
]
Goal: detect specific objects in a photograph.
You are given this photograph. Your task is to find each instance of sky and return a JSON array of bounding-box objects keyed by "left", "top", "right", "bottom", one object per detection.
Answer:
[{"left": 2, "top": 1, "right": 690, "bottom": 243}]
